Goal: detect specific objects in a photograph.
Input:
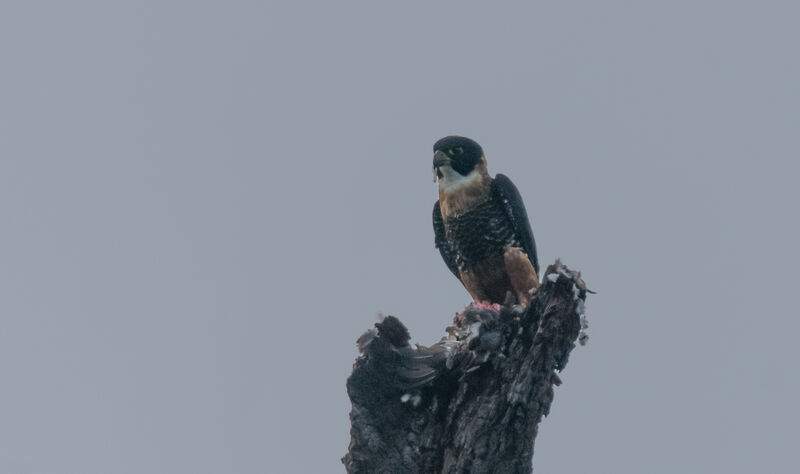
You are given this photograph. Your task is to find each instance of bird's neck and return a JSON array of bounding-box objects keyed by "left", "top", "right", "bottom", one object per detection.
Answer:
[{"left": 438, "top": 166, "right": 492, "bottom": 218}]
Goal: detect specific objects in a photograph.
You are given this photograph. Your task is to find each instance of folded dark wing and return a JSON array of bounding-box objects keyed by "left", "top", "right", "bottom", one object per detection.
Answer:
[
  {"left": 433, "top": 200, "right": 460, "bottom": 278},
  {"left": 493, "top": 174, "right": 539, "bottom": 274}
]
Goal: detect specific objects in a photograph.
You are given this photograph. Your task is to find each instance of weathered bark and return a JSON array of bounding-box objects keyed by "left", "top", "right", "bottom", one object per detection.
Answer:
[{"left": 342, "top": 261, "right": 590, "bottom": 474}]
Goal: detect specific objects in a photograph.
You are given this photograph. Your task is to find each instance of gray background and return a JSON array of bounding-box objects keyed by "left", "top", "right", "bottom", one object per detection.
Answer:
[{"left": 1, "top": 1, "right": 798, "bottom": 473}]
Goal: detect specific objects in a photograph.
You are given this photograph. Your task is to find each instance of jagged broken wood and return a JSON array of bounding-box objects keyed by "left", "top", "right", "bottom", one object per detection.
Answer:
[{"left": 342, "top": 260, "right": 591, "bottom": 474}]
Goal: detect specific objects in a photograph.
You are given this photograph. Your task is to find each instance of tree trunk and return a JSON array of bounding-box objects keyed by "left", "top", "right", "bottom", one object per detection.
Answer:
[{"left": 343, "top": 260, "right": 590, "bottom": 474}]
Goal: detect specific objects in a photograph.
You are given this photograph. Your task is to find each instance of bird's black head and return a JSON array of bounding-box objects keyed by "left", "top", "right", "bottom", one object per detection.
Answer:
[{"left": 433, "top": 136, "right": 484, "bottom": 178}]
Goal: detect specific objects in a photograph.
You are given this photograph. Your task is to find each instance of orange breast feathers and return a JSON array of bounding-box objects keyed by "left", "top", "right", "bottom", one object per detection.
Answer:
[{"left": 437, "top": 161, "right": 492, "bottom": 219}]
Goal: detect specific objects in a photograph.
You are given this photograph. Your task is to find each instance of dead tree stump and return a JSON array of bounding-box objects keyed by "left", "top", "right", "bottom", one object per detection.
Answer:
[{"left": 343, "top": 261, "right": 590, "bottom": 474}]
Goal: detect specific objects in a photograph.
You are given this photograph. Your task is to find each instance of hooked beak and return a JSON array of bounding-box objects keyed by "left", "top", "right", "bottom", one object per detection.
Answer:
[
  {"left": 433, "top": 150, "right": 451, "bottom": 169},
  {"left": 432, "top": 150, "right": 451, "bottom": 182}
]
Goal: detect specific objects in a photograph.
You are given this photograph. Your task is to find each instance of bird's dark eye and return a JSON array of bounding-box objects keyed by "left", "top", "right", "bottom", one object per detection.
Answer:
[{"left": 446, "top": 149, "right": 455, "bottom": 157}]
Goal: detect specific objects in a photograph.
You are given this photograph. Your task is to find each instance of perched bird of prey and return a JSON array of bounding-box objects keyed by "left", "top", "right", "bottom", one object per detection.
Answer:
[{"left": 432, "top": 136, "right": 539, "bottom": 307}]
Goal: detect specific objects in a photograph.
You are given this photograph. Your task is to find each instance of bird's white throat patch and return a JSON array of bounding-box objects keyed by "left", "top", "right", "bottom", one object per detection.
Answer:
[{"left": 437, "top": 166, "right": 483, "bottom": 194}]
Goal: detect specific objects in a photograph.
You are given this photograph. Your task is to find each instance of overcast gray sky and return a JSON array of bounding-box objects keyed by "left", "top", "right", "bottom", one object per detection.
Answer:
[{"left": 1, "top": 1, "right": 798, "bottom": 473}]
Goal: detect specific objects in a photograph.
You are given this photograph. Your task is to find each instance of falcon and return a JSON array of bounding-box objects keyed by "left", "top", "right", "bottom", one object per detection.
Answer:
[{"left": 432, "top": 136, "right": 539, "bottom": 307}]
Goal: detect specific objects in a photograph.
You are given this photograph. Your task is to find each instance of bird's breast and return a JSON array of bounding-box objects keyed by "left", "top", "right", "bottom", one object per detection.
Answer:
[{"left": 438, "top": 170, "right": 492, "bottom": 217}]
